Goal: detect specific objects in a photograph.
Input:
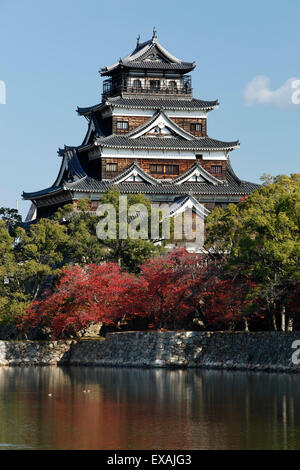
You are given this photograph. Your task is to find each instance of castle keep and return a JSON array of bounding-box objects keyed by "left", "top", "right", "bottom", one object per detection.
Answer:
[{"left": 23, "top": 29, "right": 259, "bottom": 246}]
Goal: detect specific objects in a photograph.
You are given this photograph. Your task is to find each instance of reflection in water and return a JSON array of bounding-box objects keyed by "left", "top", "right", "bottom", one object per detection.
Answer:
[{"left": 0, "top": 367, "right": 300, "bottom": 450}]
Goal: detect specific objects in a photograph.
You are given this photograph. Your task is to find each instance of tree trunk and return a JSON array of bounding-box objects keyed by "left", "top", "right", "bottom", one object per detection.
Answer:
[
  {"left": 287, "top": 317, "right": 294, "bottom": 331},
  {"left": 272, "top": 313, "right": 278, "bottom": 331},
  {"left": 32, "top": 284, "right": 40, "bottom": 302},
  {"left": 244, "top": 318, "right": 249, "bottom": 332},
  {"left": 281, "top": 305, "right": 286, "bottom": 332}
]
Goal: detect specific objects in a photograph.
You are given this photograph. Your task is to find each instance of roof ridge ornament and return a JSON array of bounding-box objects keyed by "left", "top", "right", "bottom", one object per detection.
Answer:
[
  {"left": 136, "top": 34, "right": 140, "bottom": 47},
  {"left": 152, "top": 26, "right": 157, "bottom": 42}
]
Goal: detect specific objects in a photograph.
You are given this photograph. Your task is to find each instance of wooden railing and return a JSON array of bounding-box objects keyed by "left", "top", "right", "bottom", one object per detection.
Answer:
[{"left": 102, "top": 77, "right": 192, "bottom": 99}]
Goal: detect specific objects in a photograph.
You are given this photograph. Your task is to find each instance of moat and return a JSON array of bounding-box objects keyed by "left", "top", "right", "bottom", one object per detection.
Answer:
[{"left": 0, "top": 367, "right": 300, "bottom": 450}]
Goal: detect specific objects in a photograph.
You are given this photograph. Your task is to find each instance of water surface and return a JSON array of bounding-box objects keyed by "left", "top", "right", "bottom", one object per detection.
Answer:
[{"left": 0, "top": 366, "right": 299, "bottom": 450}]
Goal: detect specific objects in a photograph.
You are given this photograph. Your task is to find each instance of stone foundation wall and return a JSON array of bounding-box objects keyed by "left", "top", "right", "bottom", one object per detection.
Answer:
[
  {"left": 0, "top": 340, "right": 73, "bottom": 366},
  {"left": 1, "top": 331, "right": 300, "bottom": 372}
]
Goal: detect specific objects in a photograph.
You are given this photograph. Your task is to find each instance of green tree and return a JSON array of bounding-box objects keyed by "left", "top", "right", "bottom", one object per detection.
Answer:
[
  {"left": 98, "top": 187, "right": 164, "bottom": 271},
  {"left": 15, "top": 218, "right": 69, "bottom": 301},
  {"left": 54, "top": 200, "right": 107, "bottom": 265},
  {"left": 0, "top": 207, "right": 22, "bottom": 237},
  {"left": 0, "top": 221, "right": 29, "bottom": 324},
  {"left": 205, "top": 174, "right": 300, "bottom": 330}
]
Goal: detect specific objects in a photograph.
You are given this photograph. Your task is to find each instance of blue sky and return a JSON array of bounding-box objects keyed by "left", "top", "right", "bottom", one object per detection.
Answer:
[{"left": 0, "top": 0, "right": 299, "bottom": 219}]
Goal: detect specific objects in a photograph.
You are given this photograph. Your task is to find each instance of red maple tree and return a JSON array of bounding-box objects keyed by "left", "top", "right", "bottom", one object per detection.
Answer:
[
  {"left": 21, "top": 263, "right": 137, "bottom": 338},
  {"left": 22, "top": 249, "right": 287, "bottom": 337},
  {"left": 117, "top": 249, "right": 205, "bottom": 329}
]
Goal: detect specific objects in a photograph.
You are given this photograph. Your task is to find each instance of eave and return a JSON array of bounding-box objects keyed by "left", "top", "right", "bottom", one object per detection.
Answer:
[
  {"left": 96, "top": 135, "right": 240, "bottom": 152},
  {"left": 77, "top": 98, "right": 219, "bottom": 116}
]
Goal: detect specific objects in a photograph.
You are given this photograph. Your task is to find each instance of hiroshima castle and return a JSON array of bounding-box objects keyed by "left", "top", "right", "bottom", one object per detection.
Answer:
[{"left": 23, "top": 29, "right": 259, "bottom": 245}]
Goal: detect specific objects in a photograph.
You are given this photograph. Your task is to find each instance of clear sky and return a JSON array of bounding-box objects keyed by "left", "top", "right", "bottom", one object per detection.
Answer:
[{"left": 0, "top": 0, "right": 299, "bottom": 219}]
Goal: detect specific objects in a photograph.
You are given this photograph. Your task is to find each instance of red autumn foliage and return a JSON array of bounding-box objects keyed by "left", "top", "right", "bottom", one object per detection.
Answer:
[
  {"left": 117, "top": 248, "right": 204, "bottom": 329},
  {"left": 21, "top": 263, "right": 137, "bottom": 338},
  {"left": 198, "top": 275, "right": 253, "bottom": 327},
  {"left": 22, "top": 249, "right": 295, "bottom": 338},
  {"left": 117, "top": 250, "right": 253, "bottom": 329}
]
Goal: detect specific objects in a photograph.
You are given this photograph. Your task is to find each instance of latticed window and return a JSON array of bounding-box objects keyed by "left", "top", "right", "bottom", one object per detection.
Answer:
[
  {"left": 150, "top": 80, "right": 160, "bottom": 90},
  {"left": 190, "top": 123, "right": 202, "bottom": 132},
  {"left": 165, "top": 165, "right": 179, "bottom": 175},
  {"left": 210, "top": 165, "right": 222, "bottom": 174},
  {"left": 150, "top": 164, "right": 164, "bottom": 174},
  {"left": 150, "top": 164, "right": 179, "bottom": 175},
  {"left": 116, "top": 121, "right": 129, "bottom": 130},
  {"left": 133, "top": 79, "right": 142, "bottom": 89},
  {"left": 106, "top": 163, "right": 118, "bottom": 172}
]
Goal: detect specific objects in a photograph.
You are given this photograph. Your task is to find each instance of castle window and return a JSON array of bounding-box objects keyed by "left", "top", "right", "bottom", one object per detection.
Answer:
[
  {"left": 150, "top": 164, "right": 164, "bottom": 174},
  {"left": 150, "top": 80, "right": 160, "bottom": 90},
  {"left": 116, "top": 121, "right": 129, "bottom": 130},
  {"left": 106, "top": 163, "right": 118, "bottom": 172},
  {"left": 210, "top": 165, "right": 222, "bottom": 174},
  {"left": 190, "top": 123, "right": 202, "bottom": 132},
  {"left": 150, "top": 164, "right": 179, "bottom": 175},
  {"left": 165, "top": 164, "right": 179, "bottom": 175},
  {"left": 169, "top": 81, "right": 177, "bottom": 90},
  {"left": 133, "top": 79, "right": 142, "bottom": 90}
]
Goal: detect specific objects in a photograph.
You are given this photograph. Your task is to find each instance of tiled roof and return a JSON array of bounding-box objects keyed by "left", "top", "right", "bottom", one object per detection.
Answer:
[
  {"left": 118, "top": 61, "right": 195, "bottom": 71},
  {"left": 77, "top": 97, "right": 219, "bottom": 115},
  {"left": 168, "top": 195, "right": 210, "bottom": 218},
  {"left": 109, "top": 97, "right": 219, "bottom": 109},
  {"left": 109, "top": 162, "right": 158, "bottom": 185},
  {"left": 67, "top": 149, "right": 87, "bottom": 180},
  {"left": 22, "top": 186, "right": 63, "bottom": 199},
  {"left": 172, "top": 162, "right": 224, "bottom": 185},
  {"left": 100, "top": 33, "right": 195, "bottom": 75},
  {"left": 62, "top": 174, "right": 259, "bottom": 196},
  {"left": 23, "top": 170, "right": 259, "bottom": 200},
  {"left": 23, "top": 148, "right": 87, "bottom": 199},
  {"left": 96, "top": 135, "right": 239, "bottom": 151}
]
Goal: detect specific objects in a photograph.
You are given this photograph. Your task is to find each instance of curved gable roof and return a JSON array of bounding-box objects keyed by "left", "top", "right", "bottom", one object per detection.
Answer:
[
  {"left": 100, "top": 31, "right": 195, "bottom": 75},
  {"left": 172, "top": 162, "right": 225, "bottom": 186},
  {"left": 127, "top": 109, "right": 195, "bottom": 140},
  {"left": 109, "top": 161, "right": 158, "bottom": 185}
]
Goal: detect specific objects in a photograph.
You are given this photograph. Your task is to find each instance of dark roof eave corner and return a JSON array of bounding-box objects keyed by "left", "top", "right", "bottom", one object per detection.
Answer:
[
  {"left": 57, "top": 147, "right": 66, "bottom": 157},
  {"left": 22, "top": 190, "right": 36, "bottom": 201},
  {"left": 99, "top": 66, "right": 115, "bottom": 77},
  {"left": 228, "top": 140, "right": 240, "bottom": 151},
  {"left": 76, "top": 105, "right": 93, "bottom": 117},
  {"left": 76, "top": 105, "right": 87, "bottom": 116}
]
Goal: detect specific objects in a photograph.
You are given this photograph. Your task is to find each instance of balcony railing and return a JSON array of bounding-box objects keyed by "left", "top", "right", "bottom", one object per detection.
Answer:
[{"left": 102, "top": 76, "right": 192, "bottom": 100}]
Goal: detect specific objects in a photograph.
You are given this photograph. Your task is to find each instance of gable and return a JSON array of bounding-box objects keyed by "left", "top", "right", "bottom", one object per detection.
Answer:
[
  {"left": 146, "top": 124, "right": 174, "bottom": 137},
  {"left": 169, "top": 195, "right": 210, "bottom": 219},
  {"left": 122, "top": 172, "right": 146, "bottom": 182},
  {"left": 173, "top": 163, "right": 224, "bottom": 186},
  {"left": 183, "top": 170, "right": 206, "bottom": 183},
  {"left": 129, "top": 111, "right": 194, "bottom": 140},
  {"left": 110, "top": 162, "right": 158, "bottom": 185},
  {"left": 138, "top": 45, "right": 171, "bottom": 63}
]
